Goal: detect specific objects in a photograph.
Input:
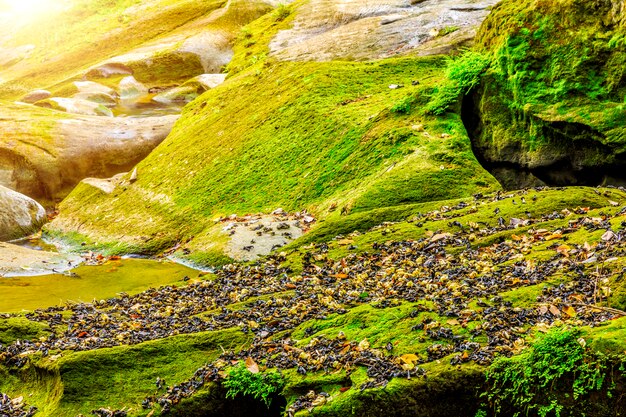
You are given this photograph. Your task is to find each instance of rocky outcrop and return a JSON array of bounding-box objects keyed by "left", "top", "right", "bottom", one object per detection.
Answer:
[
  {"left": 462, "top": 0, "right": 626, "bottom": 189},
  {"left": 0, "top": 103, "right": 178, "bottom": 203},
  {"left": 269, "top": 0, "right": 499, "bottom": 61},
  {"left": 0, "top": 185, "right": 45, "bottom": 241}
]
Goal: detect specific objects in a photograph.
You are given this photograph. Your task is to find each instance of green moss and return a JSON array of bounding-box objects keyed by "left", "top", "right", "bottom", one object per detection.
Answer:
[
  {"left": 49, "top": 55, "right": 498, "bottom": 259},
  {"left": 468, "top": 0, "right": 626, "bottom": 170},
  {"left": 0, "top": 328, "right": 250, "bottom": 417},
  {"left": 0, "top": 317, "right": 49, "bottom": 344},
  {"left": 128, "top": 51, "right": 205, "bottom": 85},
  {"left": 226, "top": 0, "right": 301, "bottom": 75}
]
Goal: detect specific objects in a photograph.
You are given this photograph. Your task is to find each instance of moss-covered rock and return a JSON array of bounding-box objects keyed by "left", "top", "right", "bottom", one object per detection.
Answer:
[{"left": 464, "top": 0, "right": 626, "bottom": 189}]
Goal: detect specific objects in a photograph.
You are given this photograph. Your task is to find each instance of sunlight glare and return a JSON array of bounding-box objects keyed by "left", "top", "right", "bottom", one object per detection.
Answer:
[{"left": 1, "top": 0, "right": 67, "bottom": 17}]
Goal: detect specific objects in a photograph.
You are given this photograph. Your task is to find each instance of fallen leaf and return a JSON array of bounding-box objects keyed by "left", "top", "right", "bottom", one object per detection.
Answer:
[
  {"left": 564, "top": 306, "right": 577, "bottom": 318},
  {"left": 549, "top": 305, "right": 561, "bottom": 317},
  {"left": 401, "top": 362, "right": 415, "bottom": 371},
  {"left": 245, "top": 357, "right": 260, "bottom": 374},
  {"left": 430, "top": 232, "right": 452, "bottom": 243},
  {"left": 545, "top": 232, "right": 563, "bottom": 241},
  {"left": 399, "top": 353, "right": 418, "bottom": 364},
  {"left": 601, "top": 230, "right": 616, "bottom": 242},
  {"left": 358, "top": 339, "right": 370, "bottom": 351}
]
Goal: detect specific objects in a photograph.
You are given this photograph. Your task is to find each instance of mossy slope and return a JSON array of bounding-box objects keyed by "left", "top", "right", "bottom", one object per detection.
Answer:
[
  {"left": 6, "top": 187, "right": 626, "bottom": 417},
  {"left": 48, "top": 54, "right": 499, "bottom": 260}
]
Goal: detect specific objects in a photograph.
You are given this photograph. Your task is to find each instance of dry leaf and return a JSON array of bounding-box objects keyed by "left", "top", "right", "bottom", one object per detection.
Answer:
[
  {"left": 399, "top": 353, "right": 418, "bottom": 364},
  {"left": 245, "top": 357, "right": 260, "bottom": 374},
  {"left": 430, "top": 232, "right": 452, "bottom": 243},
  {"left": 545, "top": 232, "right": 563, "bottom": 241},
  {"left": 358, "top": 339, "right": 370, "bottom": 351},
  {"left": 549, "top": 305, "right": 561, "bottom": 317},
  {"left": 563, "top": 306, "right": 577, "bottom": 318}
]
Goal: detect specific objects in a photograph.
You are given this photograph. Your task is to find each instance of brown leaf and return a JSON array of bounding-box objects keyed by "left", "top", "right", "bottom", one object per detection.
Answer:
[
  {"left": 430, "top": 232, "right": 452, "bottom": 243},
  {"left": 245, "top": 357, "right": 260, "bottom": 374},
  {"left": 549, "top": 305, "right": 561, "bottom": 317},
  {"left": 556, "top": 245, "right": 571, "bottom": 257},
  {"left": 358, "top": 339, "right": 370, "bottom": 351}
]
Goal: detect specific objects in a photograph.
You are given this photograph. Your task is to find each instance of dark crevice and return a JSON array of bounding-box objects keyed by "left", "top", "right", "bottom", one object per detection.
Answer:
[
  {"left": 461, "top": 88, "right": 626, "bottom": 190},
  {"left": 168, "top": 388, "right": 287, "bottom": 417}
]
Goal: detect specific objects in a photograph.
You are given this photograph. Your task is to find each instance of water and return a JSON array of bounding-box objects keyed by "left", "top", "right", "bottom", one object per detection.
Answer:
[
  {"left": 0, "top": 257, "right": 200, "bottom": 313},
  {"left": 111, "top": 95, "right": 184, "bottom": 118}
]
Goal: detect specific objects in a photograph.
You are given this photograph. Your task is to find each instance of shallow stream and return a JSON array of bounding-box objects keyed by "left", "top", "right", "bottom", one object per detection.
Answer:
[{"left": 0, "top": 257, "right": 198, "bottom": 313}]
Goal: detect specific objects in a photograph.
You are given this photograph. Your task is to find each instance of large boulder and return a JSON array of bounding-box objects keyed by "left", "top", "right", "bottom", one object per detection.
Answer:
[
  {"left": 0, "top": 185, "right": 45, "bottom": 241},
  {"left": 0, "top": 102, "right": 179, "bottom": 204},
  {"left": 269, "top": 0, "right": 500, "bottom": 62},
  {"left": 20, "top": 89, "right": 51, "bottom": 103},
  {"left": 35, "top": 97, "right": 115, "bottom": 117},
  {"left": 152, "top": 74, "right": 226, "bottom": 104},
  {"left": 82, "top": 0, "right": 273, "bottom": 86},
  {"left": 463, "top": 0, "right": 626, "bottom": 189}
]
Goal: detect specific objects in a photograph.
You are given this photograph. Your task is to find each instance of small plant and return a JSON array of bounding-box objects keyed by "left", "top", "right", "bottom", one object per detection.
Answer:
[
  {"left": 391, "top": 96, "right": 414, "bottom": 114},
  {"left": 478, "top": 328, "right": 624, "bottom": 417},
  {"left": 425, "top": 50, "right": 491, "bottom": 115},
  {"left": 222, "top": 362, "right": 285, "bottom": 407},
  {"left": 274, "top": 3, "right": 291, "bottom": 21},
  {"left": 438, "top": 26, "right": 460, "bottom": 37}
]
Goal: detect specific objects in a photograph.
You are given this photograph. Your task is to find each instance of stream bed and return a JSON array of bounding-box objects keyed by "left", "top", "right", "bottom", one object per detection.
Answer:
[{"left": 0, "top": 255, "right": 199, "bottom": 313}]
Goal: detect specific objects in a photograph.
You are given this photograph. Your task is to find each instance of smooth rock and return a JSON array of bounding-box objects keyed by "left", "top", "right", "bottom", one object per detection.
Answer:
[
  {"left": 85, "top": 62, "right": 134, "bottom": 79},
  {"left": 0, "top": 185, "right": 45, "bottom": 241},
  {"left": 118, "top": 76, "right": 148, "bottom": 99},
  {"left": 74, "top": 81, "right": 117, "bottom": 97},
  {"left": 73, "top": 92, "right": 118, "bottom": 107},
  {"left": 194, "top": 74, "right": 227, "bottom": 89},
  {"left": 269, "top": 0, "right": 499, "bottom": 61},
  {"left": 36, "top": 97, "right": 114, "bottom": 117},
  {"left": 0, "top": 103, "right": 179, "bottom": 202},
  {"left": 20, "top": 89, "right": 51, "bottom": 104}
]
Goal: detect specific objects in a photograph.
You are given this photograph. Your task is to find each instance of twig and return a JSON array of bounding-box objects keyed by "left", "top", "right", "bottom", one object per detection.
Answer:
[{"left": 572, "top": 303, "right": 626, "bottom": 317}]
